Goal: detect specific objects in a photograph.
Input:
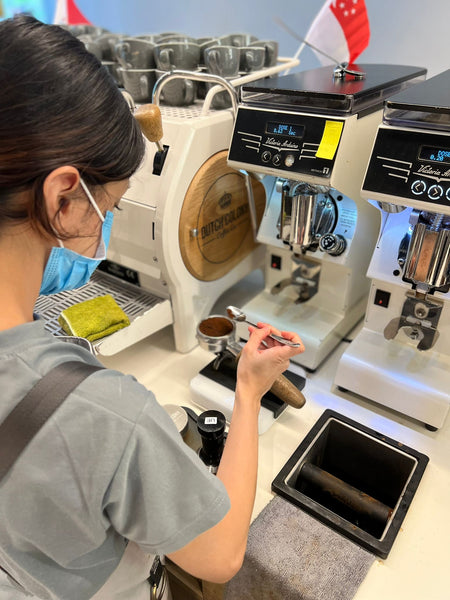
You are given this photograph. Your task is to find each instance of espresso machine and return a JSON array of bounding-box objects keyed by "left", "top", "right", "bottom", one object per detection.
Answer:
[
  {"left": 35, "top": 62, "right": 303, "bottom": 356},
  {"left": 335, "top": 69, "right": 450, "bottom": 431},
  {"left": 227, "top": 64, "right": 426, "bottom": 371}
]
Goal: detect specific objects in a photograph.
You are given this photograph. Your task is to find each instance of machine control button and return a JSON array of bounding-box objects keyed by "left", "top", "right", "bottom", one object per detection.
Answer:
[
  {"left": 319, "top": 233, "right": 346, "bottom": 256},
  {"left": 284, "top": 154, "right": 295, "bottom": 168},
  {"left": 446, "top": 188, "right": 450, "bottom": 202},
  {"left": 428, "top": 184, "right": 444, "bottom": 200},
  {"left": 374, "top": 289, "right": 391, "bottom": 308},
  {"left": 272, "top": 153, "right": 282, "bottom": 167},
  {"left": 270, "top": 254, "right": 282, "bottom": 270},
  {"left": 411, "top": 179, "right": 426, "bottom": 195},
  {"left": 261, "top": 150, "right": 272, "bottom": 163}
]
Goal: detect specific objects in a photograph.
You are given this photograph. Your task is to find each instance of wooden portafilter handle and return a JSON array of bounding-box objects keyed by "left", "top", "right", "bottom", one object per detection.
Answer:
[
  {"left": 134, "top": 103, "right": 164, "bottom": 152},
  {"left": 235, "top": 351, "right": 306, "bottom": 410}
]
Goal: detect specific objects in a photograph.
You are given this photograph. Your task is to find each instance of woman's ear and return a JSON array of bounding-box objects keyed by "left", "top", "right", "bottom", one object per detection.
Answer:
[
  {"left": 42, "top": 166, "right": 81, "bottom": 222},
  {"left": 42, "top": 166, "right": 81, "bottom": 235}
]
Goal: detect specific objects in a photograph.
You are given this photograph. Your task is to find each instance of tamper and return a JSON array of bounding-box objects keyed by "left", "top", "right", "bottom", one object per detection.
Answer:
[{"left": 197, "top": 410, "right": 226, "bottom": 474}]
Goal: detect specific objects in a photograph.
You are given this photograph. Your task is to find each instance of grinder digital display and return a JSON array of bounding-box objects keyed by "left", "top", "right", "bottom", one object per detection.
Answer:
[
  {"left": 266, "top": 121, "right": 305, "bottom": 138},
  {"left": 419, "top": 145, "right": 450, "bottom": 164}
]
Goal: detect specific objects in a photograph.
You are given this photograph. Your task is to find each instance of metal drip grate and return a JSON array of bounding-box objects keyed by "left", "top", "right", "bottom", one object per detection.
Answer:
[
  {"left": 34, "top": 270, "right": 166, "bottom": 337},
  {"left": 159, "top": 102, "right": 217, "bottom": 119}
]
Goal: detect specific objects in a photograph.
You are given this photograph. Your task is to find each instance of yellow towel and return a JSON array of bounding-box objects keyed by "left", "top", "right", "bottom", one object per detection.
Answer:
[{"left": 58, "top": 295, "right": 130, "bottom": 342}]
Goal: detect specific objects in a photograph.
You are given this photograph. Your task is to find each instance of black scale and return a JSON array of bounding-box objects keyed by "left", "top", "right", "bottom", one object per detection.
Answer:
[
  {"left": 362, "top": 69, "right": 450, "bottom": 211},
  {"left": 228, "top": 64, "right": 427, "bottom": 181},
  {"left": 199, "top": 355, "right": 305, "bottom": 419}
]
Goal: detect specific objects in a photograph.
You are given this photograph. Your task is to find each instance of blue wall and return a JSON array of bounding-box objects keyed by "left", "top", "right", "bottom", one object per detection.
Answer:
[{"left": 2, "top": 0, "right": 53, "bottom": 21}]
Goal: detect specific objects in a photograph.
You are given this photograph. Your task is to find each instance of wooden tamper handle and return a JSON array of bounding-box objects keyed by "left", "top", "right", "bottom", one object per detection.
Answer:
[
  {"left": 270, "top": 373, "right": 306, "bottom": 409},
  {"left": 234, "top": 350, "right": 306, "bottom": 410},
  {"left": 134, "top": 103, "right": 164, "bottom": 151}
]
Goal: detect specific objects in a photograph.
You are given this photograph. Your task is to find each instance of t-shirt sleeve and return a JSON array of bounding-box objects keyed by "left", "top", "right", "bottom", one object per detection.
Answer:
[{"left": 103, "top": 392, "right": 230, "bottom": 555}]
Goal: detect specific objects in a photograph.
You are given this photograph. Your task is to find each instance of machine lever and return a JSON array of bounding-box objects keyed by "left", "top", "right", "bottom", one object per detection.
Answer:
[{"left": 134, "top": 103, "right": 169, "bottom": 175}]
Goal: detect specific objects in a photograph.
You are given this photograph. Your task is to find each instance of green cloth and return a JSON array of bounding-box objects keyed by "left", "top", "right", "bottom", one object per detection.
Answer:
[{"left": 58, "top": 294, "right": 130, "bottom": 342}]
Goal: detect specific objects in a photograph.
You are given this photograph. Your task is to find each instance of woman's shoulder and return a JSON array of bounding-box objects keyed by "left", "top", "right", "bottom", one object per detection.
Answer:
[{"left": 1, "top": 320, "right": 156, "bottom": 425}]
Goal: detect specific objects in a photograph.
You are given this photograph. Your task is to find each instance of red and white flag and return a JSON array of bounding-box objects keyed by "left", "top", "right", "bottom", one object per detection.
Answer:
[
  {"left": 305, "top": 0, "right": 370, "bottom": 65},
  {"left": 53, "top": 0, "right": 92, "bottom": 25}
]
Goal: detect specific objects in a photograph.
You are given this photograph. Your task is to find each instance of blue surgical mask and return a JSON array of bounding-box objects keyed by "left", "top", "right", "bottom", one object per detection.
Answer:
[{"left": 39, "top": 179, "right": 114, "bottom": 296}]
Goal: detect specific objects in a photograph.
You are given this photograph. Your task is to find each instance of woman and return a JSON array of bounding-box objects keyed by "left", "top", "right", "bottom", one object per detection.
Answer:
[{"left": 0, "top": 15, "right": 304, "bottom": 600}]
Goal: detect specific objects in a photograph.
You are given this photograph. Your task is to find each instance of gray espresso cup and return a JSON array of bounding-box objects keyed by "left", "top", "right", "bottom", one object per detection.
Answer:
[
  {"left": 204, "top": 45, "right": 240, "bottom": 78},
  {"left": 154, "top": 41, "right": 201, "bottom": 71},
  {"left": 120, "top": 68, "right": 156, "bottom": 103},
  {"left": 239, "top": 45, "right": 266, "bottom": 72},
  {"left": 250, "top": 39, "right": 279, "bottom": 67},
  {"left": 226, "top": 32, "right": 259, "bottom": 47},
  {"left": 155, "top": 69, "right": 197, "bottom": 106},
  {"left": 115, "top": 38, "right": 155, "bottom": 69}
]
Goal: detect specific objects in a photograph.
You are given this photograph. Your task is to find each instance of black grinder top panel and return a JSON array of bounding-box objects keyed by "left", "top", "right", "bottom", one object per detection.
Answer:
[
  {"left": 383, "top": 68, "right": 450, "bottom": 131},
  {"left": 240, "top": 64, "right": 427, "bottom": 116}
]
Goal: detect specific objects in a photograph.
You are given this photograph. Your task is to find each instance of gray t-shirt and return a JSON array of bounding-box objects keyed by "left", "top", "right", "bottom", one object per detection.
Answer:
[{"left": 0, "top": 320, "right": 230, "bottom": 599}]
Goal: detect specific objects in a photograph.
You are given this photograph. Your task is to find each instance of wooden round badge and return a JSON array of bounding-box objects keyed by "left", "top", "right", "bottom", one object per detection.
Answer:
[{"left": 179, "top": 150, "right": 265, "bottom": 281}]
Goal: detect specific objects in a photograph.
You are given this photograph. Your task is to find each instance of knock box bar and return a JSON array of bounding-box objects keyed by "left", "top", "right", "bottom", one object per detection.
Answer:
[{"left": 299, "top": 462, "right": 393, "bottom": 526}]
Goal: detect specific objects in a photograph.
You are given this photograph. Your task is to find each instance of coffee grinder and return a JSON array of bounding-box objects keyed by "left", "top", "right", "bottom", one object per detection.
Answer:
[
  {"left": 227, "top": 64, "right": 426, "bottom": 371},
  {"left": 335, "top": 70, "right": 450, "bottom": 431}
]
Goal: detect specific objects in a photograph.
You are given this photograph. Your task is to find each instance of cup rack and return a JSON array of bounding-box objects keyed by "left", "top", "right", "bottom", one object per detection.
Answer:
[{"left": 151, "top": 56, "right": 300, "bottom": 117}]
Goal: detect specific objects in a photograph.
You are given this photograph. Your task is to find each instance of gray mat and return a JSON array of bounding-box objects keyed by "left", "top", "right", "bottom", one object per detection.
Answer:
[{"left": 225, "top": 495, "right": 375, "bottom": 600}]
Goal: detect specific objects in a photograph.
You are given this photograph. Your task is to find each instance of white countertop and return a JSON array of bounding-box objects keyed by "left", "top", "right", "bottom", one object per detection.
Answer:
[{"left": 100, "top": 277, "right": 450, "bottom": 600}]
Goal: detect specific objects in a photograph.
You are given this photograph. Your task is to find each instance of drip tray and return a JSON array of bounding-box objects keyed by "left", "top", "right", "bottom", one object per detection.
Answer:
[{"left": 272, "top": 410, "right": 428, "bottom": 558}]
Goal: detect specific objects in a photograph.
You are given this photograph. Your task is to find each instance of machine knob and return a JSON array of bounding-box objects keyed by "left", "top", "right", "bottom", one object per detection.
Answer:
[
  {"left": 319, "top": 233, "right": 347, "bottom": 256},
  {"left": 134, "top": 103, "right": 164, "bottom": 150},
  {"left": 197, "top": 410, "right": 226, "bottom": 474},
  {"left": 284, "top": 154, "right": 295, "bottom": 168},
  {"left": 446, "top": 188, "right": 450, "bottom": 202},
  {"left": 428, "top": 184, "right": 444, "bottom": 200},
  {"left": 411, "top": 179, "right": 426, "bottom": 195}
]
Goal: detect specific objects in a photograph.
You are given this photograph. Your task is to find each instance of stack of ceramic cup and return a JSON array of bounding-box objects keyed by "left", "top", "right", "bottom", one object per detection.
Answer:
[
  {"left": 115, "top": 37, "right": 157, "bottom": 103},
  {"left": 66, "top": 26, "right": 279, "bottom": 108},
  {"left": 73, "top": 28, "right": 127, "bottom": 87},
  {"left": 153, "top": 34, "right": 201, "bottom": 106},
  {"left": 202, "top": 34, "right": 278, "bottom": 108}
]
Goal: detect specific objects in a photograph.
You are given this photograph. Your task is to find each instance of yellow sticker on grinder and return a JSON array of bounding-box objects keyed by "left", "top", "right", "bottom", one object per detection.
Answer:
[{"left": 315, "top": 120, "right": 344, "bottom": 160}]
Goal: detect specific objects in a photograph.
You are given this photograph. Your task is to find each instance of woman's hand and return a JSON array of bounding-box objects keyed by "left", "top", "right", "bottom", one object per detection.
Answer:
[{"left": 235, "top": 322, "right": 304, "bottom": 410}]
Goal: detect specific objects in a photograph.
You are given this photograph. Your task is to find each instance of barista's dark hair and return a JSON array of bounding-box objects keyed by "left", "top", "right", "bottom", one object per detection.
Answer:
[{"left": 0, "top": 15, "right": 145, "bottom": 235}]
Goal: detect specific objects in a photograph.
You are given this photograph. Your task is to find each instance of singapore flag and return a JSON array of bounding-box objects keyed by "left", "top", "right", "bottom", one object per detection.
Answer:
[
  {"left": 305, "top": 0, "right": 370, "bottom": 65},
  {"left": 53, "top": 0, "right": 92, "bottom": 25}
]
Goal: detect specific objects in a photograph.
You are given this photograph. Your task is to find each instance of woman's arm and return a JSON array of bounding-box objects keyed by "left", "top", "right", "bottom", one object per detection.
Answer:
[{"left": 167, "top": 324, "right": 304, "bottom": 583}]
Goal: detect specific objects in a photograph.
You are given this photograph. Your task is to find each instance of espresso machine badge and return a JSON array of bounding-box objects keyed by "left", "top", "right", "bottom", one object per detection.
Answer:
[
  {"left": 179, "top": 153, "right": 266, "bottom": 282},
  {"left": 195, "top": 182, "right": 250, "bottom": 262}
]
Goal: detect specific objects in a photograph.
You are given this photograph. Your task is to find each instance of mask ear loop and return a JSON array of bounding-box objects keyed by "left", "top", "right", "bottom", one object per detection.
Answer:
[{"left": 79, "top": 178, "right": 105, "bottom": 223}]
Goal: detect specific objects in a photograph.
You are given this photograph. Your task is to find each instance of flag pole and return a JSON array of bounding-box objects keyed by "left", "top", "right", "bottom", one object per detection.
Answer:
[
  {"left": 277, "top": 0, "right": 330, "bottom": 75},
  {"left": 275, "top": 15, "right": 365, "bottom": 79},
  {"left": 292, "top": 0, "right": 329, "bottom": 61}
]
